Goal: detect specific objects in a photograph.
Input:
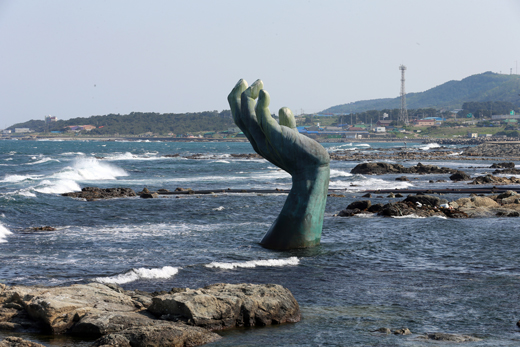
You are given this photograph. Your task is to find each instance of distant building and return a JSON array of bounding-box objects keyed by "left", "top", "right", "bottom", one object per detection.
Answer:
[
  {"left": 376, "top": 120, "right": 392, "bottom": 127},
  {"left": 492, "top": 114, "right": 520, "bottom": 120},
  {"left": 45, "top": 115, "right": 58, "bottom": 123},
  {"left": 80, "top": 125, "right": 96, "bottom": 131},
  {"left": 14, "top": 128, "right": 31, "bottom": 133},
  {"left": 2, "top": 129, "right": 11, "bottom": 134},
  {"left": 375, "top": 127, "right": 386, "bottom": 133},
  {"left": 412, "top": 119, "right": 435, "bottom": 127}
]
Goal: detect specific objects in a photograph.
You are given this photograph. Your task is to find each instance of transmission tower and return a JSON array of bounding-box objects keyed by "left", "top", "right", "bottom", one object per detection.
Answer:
[{"left": 398, "top": 65, "right": 409, "bottom": 125}]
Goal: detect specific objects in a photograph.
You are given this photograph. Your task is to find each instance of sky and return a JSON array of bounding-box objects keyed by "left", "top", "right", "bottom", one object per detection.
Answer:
[{"left": 1, "top": 0, "right": 519, "bottom": 127}]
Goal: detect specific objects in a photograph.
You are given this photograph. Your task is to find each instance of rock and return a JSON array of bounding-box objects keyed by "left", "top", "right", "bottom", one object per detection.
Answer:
[
  {"left": 157, "top": 189, "right": 169, "bottom": 193},
  {"left": 174, "top": 187, "right": 192, "bottom": 192},
  {"left": 393, "top": 328, "right": 411, "bottom": 335},
  {"left": 367, "top": 203, "right": 384, "bottom": 213},
  {"left": 140, "top": 193, "right": 159, "bottom": 199},
  {"left": 450, "top": 171, "right": 471, "bottom": 181},
  {"left": 418, "top": 332, "right": 482, "bottom": 342},
  {"left": 362, "top": 193, "right": 372, "bottom": 198},
  {"left": 328, "top": 194, "right": 345, "bottom": 198},
  {"left": 490, "top": 162, "right": 515, "bottom": 169},
  {"left": 92, "top": 321, "right": 221, "bottom": 347},
  {"left": 372, "top": 327, "right": 391, "bottom": 334},
  {"left": 395, "top": 193, "right": 404, "bottom": 198},
  {"left": 387, "top": 192, "right": 395, "bottom": 198},
  {"left": 1, "top": 283, "right": 142, "bottom": 334},
  {"left": 404, "top": 194, "right": 441, "bottom": 207},
  {"left": 0, "top": 337, "right": 46, "bottom": 347},
  {"left": 62, "top": 187, "right": 136, "bottom": 200},
  {"left": 346, "top": 200, "right": 371, "bottom": 210},
  {"left": 351, "top": 162, "right": 456, "bottom": 175},
  {"left": 28, "top": 226, "right": 56, "bottom": 232},
  {"left": 469, "top": 174, "right": 520, "bottom": 185},
  {"left": 338, "top": 208, "right": 361, "bottom": 217},
  {"left": 501, "top": 196, "right": 519, "bottom": 205},
  {"left": 442, "top": 209, "right": 469, "bottom": 218},
  {"left": 395, "top": 176, "right": 409, "bottom": 181},
  {"left": 148, "top": 283, "right": 300, "bottom": 331},
  {"left": 471, "top": 196, "right": 499, "bottom": 208},
  {"left": 497, "top": 190, "right": 518, "bottom": 199},
  {"left": 162, "top": 154, "right": 179, "bottom": 158}
]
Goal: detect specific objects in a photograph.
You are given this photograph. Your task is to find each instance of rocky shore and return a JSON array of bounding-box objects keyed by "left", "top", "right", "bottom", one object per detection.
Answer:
[
  {"left": 337, "top": 191, "right": 520, "bottom": 218},
  {"left": 0, "top": 282, "right": 300, "bottom": 347}
]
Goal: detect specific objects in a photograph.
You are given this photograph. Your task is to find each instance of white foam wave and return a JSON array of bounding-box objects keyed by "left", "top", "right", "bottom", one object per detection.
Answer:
[
  {"left": 418, "top": 143, "right": 440, "bottom": 150},
  {"left": 34, "top": 179, "right": 81, "bottom": 194},
  {"left": 27, "top": 157, "right": 59, "bottom": 165},
  {"left": 213, "top": 160, "right": 231, "bottom": 164},
  {"left": 95, "top": 266, "right": 180, "bottom": 284},
  {"left": 53, "top": 158, "right": 128, "bottom": 181},
  {"left": 60, "top": 152, "right": 86, "bottom": 156},
  {"left": 391, "top": 214, "right": 448, "bottom": 219},
  {"left": 355, "top": 143, "right": 371, "bottom": 147},
  {"left": 330, "top": 169, "right": 353, "bottom": 178},
  {"left": 2, "top": 174, "right": 42, "bottom": 183},
  {"left": 329, "top": 177, "right": 412, "bottom": 191},
  {"left": 0, "top": 223, "right": 13, "bottom": 243},
  {"left": 205, "top": 257, "right": 299, "bottom": 269}
]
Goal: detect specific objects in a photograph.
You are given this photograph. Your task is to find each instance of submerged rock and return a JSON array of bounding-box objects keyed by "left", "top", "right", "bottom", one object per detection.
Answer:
[
  {"left": 351, "top": 162, "right": 457, "bottom": 175},
  {"left": 62, "top": 187, "right": 136, "bottom": 200},
  {"left": 418, "top": 332, "right": 482, "bottom": 342}
]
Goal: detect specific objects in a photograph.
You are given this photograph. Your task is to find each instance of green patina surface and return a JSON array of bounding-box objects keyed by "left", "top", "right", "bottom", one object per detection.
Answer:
[{"left": 228, "top": 79, "right": 330, "bottom": 250}]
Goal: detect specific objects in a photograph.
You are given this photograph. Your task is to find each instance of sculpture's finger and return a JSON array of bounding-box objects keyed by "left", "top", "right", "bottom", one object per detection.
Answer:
[
  {"left": 278, "top": 107, "right": 297, "bottom": 130},
  {"left": 227, "top": 79, "right": 248, "bottom": 131},
  {"left": 256, "top": 89, "right": 280, "bottom": 138}
]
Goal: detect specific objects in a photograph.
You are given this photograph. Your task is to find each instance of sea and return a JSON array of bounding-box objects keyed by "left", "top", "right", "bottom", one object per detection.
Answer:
[{"left": 1, "top": 139, "right": 520, "bottom": 346}]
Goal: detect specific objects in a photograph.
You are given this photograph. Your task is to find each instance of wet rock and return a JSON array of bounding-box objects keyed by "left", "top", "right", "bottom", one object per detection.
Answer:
[
  {"left": 367, "top": 203, "right": 384, "bottom": 213},
  {"left": 395, "top": 193, "right": 404, "bottom": 198},
  {"left": 351, "top": 162, "right": 456, "bottom": 175},
  {"left": 469, "top": 174, "right": 520, "bottom": 185},
  {"left": 162, "top": 154, "right": 179, "bottom": 158},
  {"left": 346, "top": 200, "right": 371, "bottom": 210},
  {"left": 328, "top": 194, "right": 346, "bottom": 198},
  {"left": 393, "top": 328, "right": 411, "bottom": 335},
  {"left": 62, "top": 187, "right": 136, "bottom": 200},
  {"left": 140, "top": 192, "right": 159, "bottom": 199},
  {"left": 450, "top": 171, "right": 471, "bottom": 181},
  {"left": 0, "top": 337, "right": 46, "bottom": 347},
  {"left": 91, "top": 321, "right": 221, "bottom": 347},
  {"left": 338, "top": 208, "right": 361, "bottom": 217},
  {"left": 418, "top": 332, "right": 482, "bottom": 342},
  {"left": 362, "top": 193, "right": 372, "bottom": 198},
  {"left": 28, "top": 226, "right": 56, "bottom": 232},
  {"left": 148, "top": 283, "right": 300, "bottom": 331},
  {"left": 372, "top": 327, "right": 391, "bottom": 334},
  {"left": 395, "top": 176, "right": 409, "bottom": 181},
  {"left": 403, "top": 194, "right": 442, "bottom": 207},
  {"left": 490, "top": 162, "right": 515, "bottom": 169},
  {"left": 497, "top": 190, "right": 518, "bottom": 200}
]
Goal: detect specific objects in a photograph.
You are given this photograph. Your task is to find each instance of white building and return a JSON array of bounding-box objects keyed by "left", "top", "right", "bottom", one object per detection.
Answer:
[{"left": 14, "top": 128, "right": 31, "bottom": 133}]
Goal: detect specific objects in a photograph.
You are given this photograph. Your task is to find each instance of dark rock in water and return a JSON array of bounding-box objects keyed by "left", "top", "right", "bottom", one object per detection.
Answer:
[
  {"left": 372, "top": 327, "right": 391, "bottom": 334},
  {"left": 450, "top": 171, "right": 471, "bottom": 181},
  {"left": 174, "top": 187, "right": 192, "bottom": 192},
  {"left": 0, "top": 337, "right": 46, "bottom": 347},
  {"left": 404, "top": 194, "right": 441, "bottom": 207},
  {"left": 395, "top": 176, "right": 409, "bottom": 181},
  {"left": 163, "top": 154, "right": 180, "bottom": 158},
  {"left": 346, "top": 200, "right": 371, "bottom": 210},
  {"left": 418, "top": 332, "right": 482, "bottom": 342},
  {"left": 393, "top": 328, "right": 411, "bottom": 335},
  {"left": 351, "top": 162, "right": 405, "bottom": 175},
  {"left": 442, "top": 209, "right": 469, "bottom": 218},
  {"left": 492, "top": 168, "right": 520, "bottom": 175},
  {"left": 148, "top": 283, "right": 300, "bottom": 331},
  {"left": 362, "top": 193, "right": 372, "bottom": 198},
  {"left": 367, "top": 203, "right": 384, "bottom": 213},
  {"left": 140, "top": 192, "right": 159, "bottom": 199},
  {"left": 351, "top": 162, "right": 457, "bottom": 175},
  {"left": 329, "top": 193, "right": 346, "bottom": 198},
  {"left": 490, "top": 162, "right": 515, "bottom": 169},
  {"left": 157, "top": 188, "right": 169, "bottom": 193},
  {"left": 338, "top": 208, "right": 361, "bottom": 217},
  {"left": 469, "top": 174, "right": 520, "bottom": 185},
  {"left": 29, "top": 226, "right": 56, "bottom": 232},
  {"left": 496, "top": 211, "right": 520, "bottom": 217},
  {"left": 62, "top": 187, "right": 136, "bottom": 200},
  {"left": 395, "top": 193, "right": 404, "bottom": 198}
]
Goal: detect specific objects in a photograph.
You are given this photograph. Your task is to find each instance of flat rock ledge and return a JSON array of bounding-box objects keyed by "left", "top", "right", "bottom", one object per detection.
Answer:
[
  {"left": 0, "top": 282, "right": 300, "bottom": 347},
  {"left": 0, "top": 337, "right": 46, "bottom": 347}
]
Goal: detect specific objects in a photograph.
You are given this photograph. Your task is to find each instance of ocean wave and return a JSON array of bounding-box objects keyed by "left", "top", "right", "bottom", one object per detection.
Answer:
[
  {"left": 103, "top": 152, "right": 164, "bottom": 161},
  {"left": 27, "top": 157, "right": 60, "bottom": 165},
  {"left": 52, "top": 158, "right": 128, "bottom": 181},
  {"left": 205, "top": 257, "right": 299, "bottom": 269},
  {"left": 330, "top": 169, "right": 353, "bottom": 178},
  {"left": 2, "top": 174, "right": 43, "bottom": 183},
  {"left": 34, "top": 179, "right": 81, "bottom": 194},
  {"left": 417, "top": 143, "right": 440, "bottom": 150},
  {"left": 94, "top": 266, "right": 180, "bottom": 284},
  {"left": 329, "top": 177, "right": 412, "bottom": 191},
  {"left": 0, "top": 223, "right": 13, "bottom": 243}
]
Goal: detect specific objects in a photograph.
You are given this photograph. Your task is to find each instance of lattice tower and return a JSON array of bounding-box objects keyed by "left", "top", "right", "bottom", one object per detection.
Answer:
[{"left": 399, "top": 65, "right": 409, "bottom": 124}]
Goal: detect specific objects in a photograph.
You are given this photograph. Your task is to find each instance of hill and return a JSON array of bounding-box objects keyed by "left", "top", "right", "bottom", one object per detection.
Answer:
[
  {"left": 7, "top": 110, "right": 234, "bottom": 135},
  {"left": 323, "top": 72, "right": 520, "bottom": 113}
]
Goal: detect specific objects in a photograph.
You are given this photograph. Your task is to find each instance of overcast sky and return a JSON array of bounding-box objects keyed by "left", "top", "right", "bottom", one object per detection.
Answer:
[{"left": 1, "top": 0, "right": 519, "bottom": 127}]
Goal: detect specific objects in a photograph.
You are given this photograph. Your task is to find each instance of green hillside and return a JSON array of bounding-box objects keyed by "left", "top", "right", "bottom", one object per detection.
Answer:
[
  {"left": 7, "top": 110, "right": 234, "bottom": 135},
  {"left": 323, "top": 72, "right": 520, "bottom": 113}
]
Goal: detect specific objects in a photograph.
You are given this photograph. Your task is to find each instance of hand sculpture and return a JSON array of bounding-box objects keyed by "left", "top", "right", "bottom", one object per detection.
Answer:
[{"left": 228, "top": 79, "right": 330, "bottom": 250}]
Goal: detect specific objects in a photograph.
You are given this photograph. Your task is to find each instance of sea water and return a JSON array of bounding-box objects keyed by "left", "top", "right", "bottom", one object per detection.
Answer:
[{"left": 1, "top": 140, "right": 520, "bottom": 346}]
